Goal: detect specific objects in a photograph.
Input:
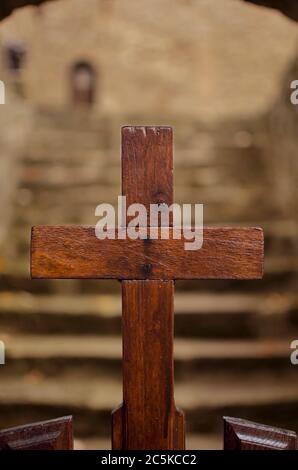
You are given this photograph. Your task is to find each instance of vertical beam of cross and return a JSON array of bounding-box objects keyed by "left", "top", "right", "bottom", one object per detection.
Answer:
[{"left": 112, "top": 127, "right": 185, "bottom": 450}]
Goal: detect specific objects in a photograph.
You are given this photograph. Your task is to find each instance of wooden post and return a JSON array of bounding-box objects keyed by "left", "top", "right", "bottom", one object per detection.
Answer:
[{"left": 112, "top": 127, "right": 184, "bottom": 449}]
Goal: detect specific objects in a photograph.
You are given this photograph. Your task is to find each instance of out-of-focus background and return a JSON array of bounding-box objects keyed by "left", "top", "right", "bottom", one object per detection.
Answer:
[{"left": 0, "top": 0, "right": 298, "bottom": 449}]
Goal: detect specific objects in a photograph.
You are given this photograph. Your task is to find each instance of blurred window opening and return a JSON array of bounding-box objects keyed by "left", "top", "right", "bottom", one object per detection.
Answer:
[
  {"left": 71, "top": 61, "right": 96, "bottom": 107},
  {"left": 3, "top": 40, "right": 26, "bottom": 97},
  {"left": 5, "top": 41, "right": 26, "bottom": 73}
]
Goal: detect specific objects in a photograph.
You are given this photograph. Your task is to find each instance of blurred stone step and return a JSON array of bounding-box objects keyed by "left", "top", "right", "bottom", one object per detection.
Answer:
[
  {"left": 22, "top": 148, "right": 118, "bottom": 165},
  {"left": 0, "top": 275, "right": 119, "bottom": 295},
  {"left": 174, "top": 161, "right": 265, "bottom": 188},
  {"left": 23, "top": 164, "right": 257, "bottom": 191},
  {"left": 12, "top": 200, "right": 270, "bottom": 231},
  {"left": 1, "top": 334, "right": 294, "bottom": 378},
  {"left": 14, "top": 207, "right": 97, "bottom": 227},
  {"left": 0, "top": 373, "right": 297, "bottom": 436},
  {"left": 15, "top": 186, "right": 119, "bottom": 211},
  {"left": 74, "top": 433, "right": 222, "bottom": 450},
  {"left": 27, "top": 127, "right": 104, "bottom": 145},
  {"left": 15, "top": 194, "right": 272, "bottom": 227},
  {"left": 14, "top": 202, "right": 258, "bottom": 230},
  {"left": 185, "top": 434, "right": 222, "bottom": 450},
  {"left": 0, "top": 291, "right": 272, "bottom": 338},
  {"left": 20, "top": 164, "right": 121, "bottom": 189},
  {"left": 74, "top": 437, "right": 110, "bottom": 450},
  {"left": 12, "top": 217, "right": 297, "bottom": 267},
  {"left": 176, "top": 257, "right": 297, "bottom": 293},
  {"left": 13, "top": 189, "right": 271, "bottom": 228},
  {"left": 32, "top": 109, "right": 109, "bottom": 132},
  {"left": 18, "top": 182, "right": 254, "bottom": 202},
  {"left": 265, "top": 255, "right": 298, "bottom": 276},
  {"left": 0, "top": 255, "right": 296, "bottom": 294},
  {"left": 215, "top": 145, "right": 266, "bottom": 173},
  {"left": 20, "top": 175, "right": 119, "bottom": 193},
  {"left": 23, "top": 147, "right": 224, "bottom": 168}
]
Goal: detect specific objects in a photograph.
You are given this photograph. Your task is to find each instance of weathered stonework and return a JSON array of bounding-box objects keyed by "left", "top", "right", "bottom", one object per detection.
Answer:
[
  {"left": 245, "top": 0, "right": 298, "bottom": 21},
  {"left": 0, "top": 84, "right": 32, "bottom": 264},
  {"left": 0, "top": 0, "right": 297, "bottom": 448},
  {"left": 1, "top": 0, "right": 298, "bottom": 23},
  {"left": 0, "top": 0, "right": 296, "bottom": 122}
]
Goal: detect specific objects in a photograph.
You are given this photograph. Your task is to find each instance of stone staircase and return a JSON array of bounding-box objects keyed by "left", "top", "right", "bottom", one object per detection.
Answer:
[{"left": 0, "top": 109, "right": 297, "bottom": 449}]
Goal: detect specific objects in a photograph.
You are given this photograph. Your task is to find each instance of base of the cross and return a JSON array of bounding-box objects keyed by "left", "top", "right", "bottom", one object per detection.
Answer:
[
  {"left": 111, "top": 280, "right": 185, "bottom": 450},
  {"left": 112, "top": 404, "right": 185, "bottom": 450}
]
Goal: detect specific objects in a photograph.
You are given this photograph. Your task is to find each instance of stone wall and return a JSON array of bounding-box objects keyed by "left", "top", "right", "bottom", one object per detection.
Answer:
[
  {"left": 0, "top": 0, "right": 296, "bottom": 122},
  {"left": 244, "top": 0, "right": 298, "bottom": 21},
  {"left": 0, "top": 1, "right": 53, "bottom": 21},
  {"left": 1, "top": 0, "right": 298, "bottom": 23},
  {"left": 0, "top": 0, "right": 297, "bottom": 271},
  {"left": 0, "top": 61, "right": 33, "bottom": 266},
  {"left": 266, "top": 55, "right": 298, "bottom": 227}
]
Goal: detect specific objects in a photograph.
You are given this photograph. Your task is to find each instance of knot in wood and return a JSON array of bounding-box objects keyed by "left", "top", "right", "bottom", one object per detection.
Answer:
[{"left": 142, "top": 263, "right": 152, "bottom": 277}]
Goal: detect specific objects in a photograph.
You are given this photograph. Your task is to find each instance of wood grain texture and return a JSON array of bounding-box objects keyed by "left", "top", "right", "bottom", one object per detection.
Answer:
[
  {"left": 112, "top": 281, "right": 185, "bottom": 450},
  {"left": 121, "top": 126, "right": 173, "bottom": 222},
  {"left": 31, "top": 226, "right": 263, "bottom": 280},
  {"left": 113, "top": 126, "right": 184, "bottom": 450},
  {"left": 224, "top": 417, "right": 297, "bottom": 450},
  {"left": 0, "top": 416, "right": 73, "bottom": 450},
  {"left": 2, "top": 1, "right": 298, "bottom": 25}
]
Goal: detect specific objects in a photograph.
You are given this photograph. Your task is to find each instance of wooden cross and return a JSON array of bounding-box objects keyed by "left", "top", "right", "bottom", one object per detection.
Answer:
[{"left": 31, "top": 126, "right": 264, "bottom": 450}]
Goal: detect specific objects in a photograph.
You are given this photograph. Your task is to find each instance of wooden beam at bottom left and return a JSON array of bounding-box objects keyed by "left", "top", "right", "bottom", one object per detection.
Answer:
[{"left": 0, "top": 416, "right": 73, "bottom": 450}]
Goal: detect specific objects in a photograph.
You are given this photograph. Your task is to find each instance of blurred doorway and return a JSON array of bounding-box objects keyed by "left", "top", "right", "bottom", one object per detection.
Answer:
[
  {"left": 4, "top": 40, "right": 26, "bottom": 96},
  {"left": 71, "top": 61, "right": 96, "bottom": 107}
]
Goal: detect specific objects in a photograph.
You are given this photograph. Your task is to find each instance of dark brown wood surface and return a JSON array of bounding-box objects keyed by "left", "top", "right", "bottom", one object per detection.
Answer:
[
  {"left": 112, "top": 281, "right": 185, "bottom": 450},
  {"left": 31, "top": 226, "right": 263, "bottom": 280},
  {"left": 0, "top": 416, "right": 73, "bottom": 450},
  {"left": 224, "top": 417, "right": 297, "bottom": 450},
  {"left": 122, "top": 126, "right": 173, "bottom": 221},
  {"left": 2, "top": 1, "right": 298, "bottom": 25}
]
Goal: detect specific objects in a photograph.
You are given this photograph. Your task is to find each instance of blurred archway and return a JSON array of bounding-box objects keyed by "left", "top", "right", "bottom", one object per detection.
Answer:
[{"left": 71, "top": 61, "right": 96, "bottom": 107}]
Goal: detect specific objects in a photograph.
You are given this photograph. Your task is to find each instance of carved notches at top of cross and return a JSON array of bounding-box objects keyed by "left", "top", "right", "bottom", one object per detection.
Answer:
[{"left": 121, "top": 126, "right": 173, "bottom": 212}]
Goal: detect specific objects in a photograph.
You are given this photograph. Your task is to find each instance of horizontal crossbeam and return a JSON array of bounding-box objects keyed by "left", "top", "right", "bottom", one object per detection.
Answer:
[{"left": 31, "top": 226, "right": 263, "bottom": 280}]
